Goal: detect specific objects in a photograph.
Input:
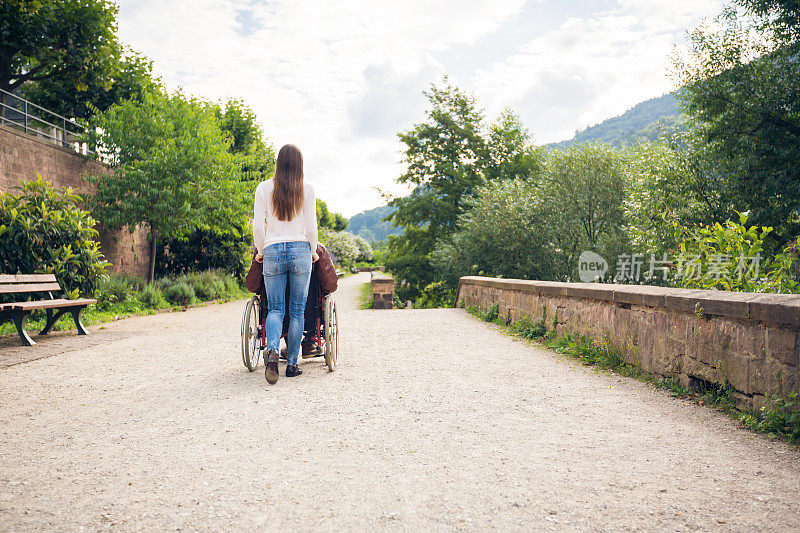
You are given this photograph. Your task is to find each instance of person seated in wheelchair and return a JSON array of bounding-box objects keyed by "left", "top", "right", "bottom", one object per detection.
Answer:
[{"left": 277, "top": 250, "right": 337, "bottom": 359}]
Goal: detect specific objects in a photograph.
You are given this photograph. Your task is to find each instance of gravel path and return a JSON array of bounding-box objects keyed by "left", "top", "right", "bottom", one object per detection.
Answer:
[{"left": 1, "top": 272, "right": 799, "bottom": 531}]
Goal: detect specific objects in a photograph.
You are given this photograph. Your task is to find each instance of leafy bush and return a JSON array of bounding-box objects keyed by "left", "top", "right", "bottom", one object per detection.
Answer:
[
  {"left": 162, "top": 282, "right": 196, "bottom": 307},
  {"left": 137, "top": 284, "right": 166, "bottom": 308},
  {"left": 156, "top": 225, "right": 249, "bottom": 279},
  {"left": 413, "top": 280, "right": 454, "bottom": 309},
  {"left": 95, "top": 272, "right": 134, "bottom": 309},
  {"left": 353, "top": 235, "right": 373, "bottom": 262},
  {"left": 0, "top": 177, "right": 110, "bottom": 298},
  {"left": 184, "top": 270, "right": 227, "bottom": 300},
  {"left": 672, "top": 213, "right": 800, "bottom": 293},
  {"left": 319, "top": 228, "right": 360, "bottom": 267}
]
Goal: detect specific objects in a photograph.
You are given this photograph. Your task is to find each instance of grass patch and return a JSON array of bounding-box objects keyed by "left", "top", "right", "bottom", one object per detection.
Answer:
[
  {"left": 0, "top": 269, "right": 250, "bottom": 338},
  {"left": 360, "top": 282, "right": 374, "bottom": 309},
  {"left": 465, "top": 302, "right": 799, "bottom": 445}
]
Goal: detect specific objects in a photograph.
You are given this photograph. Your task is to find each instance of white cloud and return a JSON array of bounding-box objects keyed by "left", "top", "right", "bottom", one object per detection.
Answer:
[
  {"left": 472, "top": 1, "right": 723, "bottom": 143},
  {"left": 116, "top": 0, "right": 720, "bottom": 215}
]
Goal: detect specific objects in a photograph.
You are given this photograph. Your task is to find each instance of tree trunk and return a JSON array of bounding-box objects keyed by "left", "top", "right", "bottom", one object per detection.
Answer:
[{"left": 148, "top": 228, "right": 157, "bottom": 283}]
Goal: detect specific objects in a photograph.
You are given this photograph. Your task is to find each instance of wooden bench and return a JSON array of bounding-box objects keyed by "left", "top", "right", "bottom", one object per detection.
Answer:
[{"left": 0, "top": 274, "right": 97, "bottom": 346}]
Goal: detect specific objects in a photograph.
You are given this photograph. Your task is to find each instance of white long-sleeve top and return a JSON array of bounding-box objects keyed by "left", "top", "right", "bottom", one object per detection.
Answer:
[{"left": 252, "top": 179, "right": 318, "bottom": 256}]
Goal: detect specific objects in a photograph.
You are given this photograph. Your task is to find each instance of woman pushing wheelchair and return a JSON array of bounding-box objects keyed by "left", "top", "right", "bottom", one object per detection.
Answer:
[{"left": 251, "top": 143, "right": 320, "bottom": 384}]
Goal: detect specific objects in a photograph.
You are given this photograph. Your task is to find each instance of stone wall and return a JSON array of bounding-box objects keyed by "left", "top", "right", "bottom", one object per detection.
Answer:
[
  {"left": 0, "top": 124, "right": 150, "bottom": 277},
  {"left": 371, "top": 271, "right": 394, "bottom": 309},
  {"left": 456, "top": 276, "right": 800, "bottom": 411}
]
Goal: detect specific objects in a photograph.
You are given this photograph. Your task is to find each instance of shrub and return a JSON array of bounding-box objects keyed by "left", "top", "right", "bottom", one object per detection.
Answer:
[
  {"left": 319, "top": 228, "right": 360, "bottom": 267},
  {"left": 0, "top": 176, "right": 110, "bottom": 298},
  {"left": 95, "top": 272, "right": 134, "bottom": 309},
  {"left": 137, "top": 284, "right": 166, "bottom": 308},
  {"left": 156, "top": 225, "right": 249, "bottom": 279},
  {"left": 354, "top": 235, "right": 373, "bottom": 262},
  {"left": 672, "top": 213, "right": 800, "bottom": 293},
  {"left": 162, "top": 282, "right": 196, "bottom": 307}
]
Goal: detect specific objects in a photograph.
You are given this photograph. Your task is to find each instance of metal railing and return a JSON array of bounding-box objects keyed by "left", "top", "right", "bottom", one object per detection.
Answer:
[{"left": 0, "top": 87, "right": 92, "bottom": 155}]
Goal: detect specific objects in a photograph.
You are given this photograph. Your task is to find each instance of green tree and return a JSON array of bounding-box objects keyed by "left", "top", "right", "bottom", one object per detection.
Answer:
[
  {"left": 485, "top": 109, "right": 543, "bottom": 182},
  {"left": 84, "top": 90, "right": 237, "bottom": 282},
  {"left": 0, "top": 0, "right": 119, "bottom": 108},
  {"left": 215, "top": 99, "right": 275, "bottom": 181},
  {"left": 333, "top": 213, "right": 348, "bottom": 231},
  {"left": 674, "top": 0, "right": 800, "bottom": 242},
  {"left": 432, "top": 179, "right": 558, "bottom": 286},
  {"left": 22, "top": 50, "right": 157, "bottom": 119},
  {"left": 623, "top": 134, "right": 731, "bottom": 256},
  {"left": 536, "top": 144, "right": 629, "bottom": 278},
  {"left": 385, "top": 80, "right": 487, "bottom": 300}
]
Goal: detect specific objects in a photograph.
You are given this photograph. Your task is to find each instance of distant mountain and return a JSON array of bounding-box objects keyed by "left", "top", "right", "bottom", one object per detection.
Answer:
[
  {"left": 348, "top": 205, "right": 402, "bottom": 244},
  {"left": 549, "top": 92, "right": 683, "bottom": 149}
]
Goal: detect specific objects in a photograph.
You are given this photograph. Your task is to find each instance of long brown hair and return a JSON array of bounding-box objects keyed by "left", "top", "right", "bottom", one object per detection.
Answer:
[{"left": 271, "top": 144, "right": 304, "bottom": 221}]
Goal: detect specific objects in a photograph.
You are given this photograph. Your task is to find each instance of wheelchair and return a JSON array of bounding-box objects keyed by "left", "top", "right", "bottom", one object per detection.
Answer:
[{"left": 240, "top": 261, "right": 339, "bottom": 372}]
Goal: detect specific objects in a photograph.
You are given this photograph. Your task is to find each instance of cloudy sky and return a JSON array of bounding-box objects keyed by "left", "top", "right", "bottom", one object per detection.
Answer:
[{"left": 117, "top": 0, "right": 722, "bottom": 217}]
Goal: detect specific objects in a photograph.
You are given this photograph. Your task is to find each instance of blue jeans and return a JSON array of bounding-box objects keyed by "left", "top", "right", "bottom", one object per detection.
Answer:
[{"left": 262, "top": 241, "right": 312, "bottom": 365}]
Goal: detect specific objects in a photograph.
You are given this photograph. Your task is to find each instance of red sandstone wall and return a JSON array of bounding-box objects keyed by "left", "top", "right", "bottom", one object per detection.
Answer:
[{"left": 0, "top": 124, "right": 150, "bottom": 278}]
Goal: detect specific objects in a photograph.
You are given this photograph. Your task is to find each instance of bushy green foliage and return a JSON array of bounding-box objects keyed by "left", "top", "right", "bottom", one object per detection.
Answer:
[
  {"left": 0, "top": 177, "right": 109, "bottom": 298},
  {"left": 509, "top": 310, "right": 548, "bottom": 339},
  {"left": 0, "top": 0, "right": 120, "bottom": 102},
  {"left": 95, "top": 272, "right": 135, "bottom": 308},
  {"left": 386, "top": 81, "right": 544, "bottom": 300},
  {"left": 85, "top": 90, "right": 240, "bottom": 281},
  {"left": 435, "top": 144, "right": 627, "bottom": 285},
  {"left": 432, "top": 179, "right": 558, "bottom": 286},
  {"left": 316, "top": 199, "right": 348, "bottom": 231},
  {"left": 183, "top": 270, "right": 227, "bottom": 300},
  {"left": 672, "top": 213, "right": 799, "bottom": 293},
  {"left": 137, "top": 284, "right": 166, "bottom": 308},
  {"left": 156, "top": 225, "right": 249, "bottom": 279},
  {"left": 162, "top": 282, "right": 196, "bottom": 307},
  {"left": 674, "top": 2, "right": 800, "bottom": 242}
]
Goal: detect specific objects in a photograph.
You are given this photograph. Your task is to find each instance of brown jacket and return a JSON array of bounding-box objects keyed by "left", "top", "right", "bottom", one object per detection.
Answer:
[{"left": 316, "top": 243, "right": 338, "bottom": 295}]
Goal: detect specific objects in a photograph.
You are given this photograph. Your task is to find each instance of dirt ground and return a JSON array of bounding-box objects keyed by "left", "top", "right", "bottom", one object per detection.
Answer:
[{"left": 1, "top": 272, "right": 799, "bottom": 531}]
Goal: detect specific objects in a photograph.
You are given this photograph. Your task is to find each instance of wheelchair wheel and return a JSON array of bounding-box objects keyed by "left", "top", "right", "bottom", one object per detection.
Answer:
[
  {"left": 323, "top": 294, "right": 338, "bottom": 372},
  {"left": 241, "top": 295, "right": 261, "bottom": 371}
]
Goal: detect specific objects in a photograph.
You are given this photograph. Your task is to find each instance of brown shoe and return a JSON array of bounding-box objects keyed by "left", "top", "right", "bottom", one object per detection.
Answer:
[
  {"left": 265, "top": 349, "right": 279, "bottom": 384},
  {"left": 301, "top": 341, "right": 322, "bottom": 359}
]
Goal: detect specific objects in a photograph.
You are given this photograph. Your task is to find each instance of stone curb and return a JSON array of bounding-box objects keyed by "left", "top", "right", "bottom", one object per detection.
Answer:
[{"left": 456, "top": 276, "right": 800, "bottom": 326}]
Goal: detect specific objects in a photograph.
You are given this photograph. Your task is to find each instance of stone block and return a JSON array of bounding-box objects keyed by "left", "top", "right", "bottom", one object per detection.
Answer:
[
  {"left": 534, "top": 281, "right": 568, "bottom": 297},
  {"left": 765, "top": 328, "right": 798, "bottom": 366},
  {"left": 562, "top": 283, "right": 614, "bottom": 302},
  {"left": 612, "top": 284, "right": 670, "bottom": 308},
  {"left": 664, "top": 289, "right": 755, "bottom": 319},
  {"left": 749, "top": 294, "right": 800, "bottom": 326}
]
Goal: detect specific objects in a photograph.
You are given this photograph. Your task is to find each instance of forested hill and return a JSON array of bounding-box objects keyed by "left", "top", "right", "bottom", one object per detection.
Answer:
[
  {"left": 348, "top": 205, "right": 402, "bottom": 244},
  {"left": 548, "top": 92, "right": 682, "bottom": 148}
]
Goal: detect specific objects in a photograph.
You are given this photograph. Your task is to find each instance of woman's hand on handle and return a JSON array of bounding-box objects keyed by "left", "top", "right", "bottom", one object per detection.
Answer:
[
  {"left": 255, "top": 253, "right": 263, "bottom": 263},
  {"left": 312, "top": 252, "right": 319, "bottom": 263}
]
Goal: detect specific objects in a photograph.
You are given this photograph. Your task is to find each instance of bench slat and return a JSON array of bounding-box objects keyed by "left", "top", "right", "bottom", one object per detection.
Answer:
[
  {"left": 10, "top": 298, "right": 96, "bottom": 310},
  {"left": 0, "top": 283, "right": 62, "bottom": 294},
  {"left": 0, "top": 274, "right": 57, "bottom": 283}
]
